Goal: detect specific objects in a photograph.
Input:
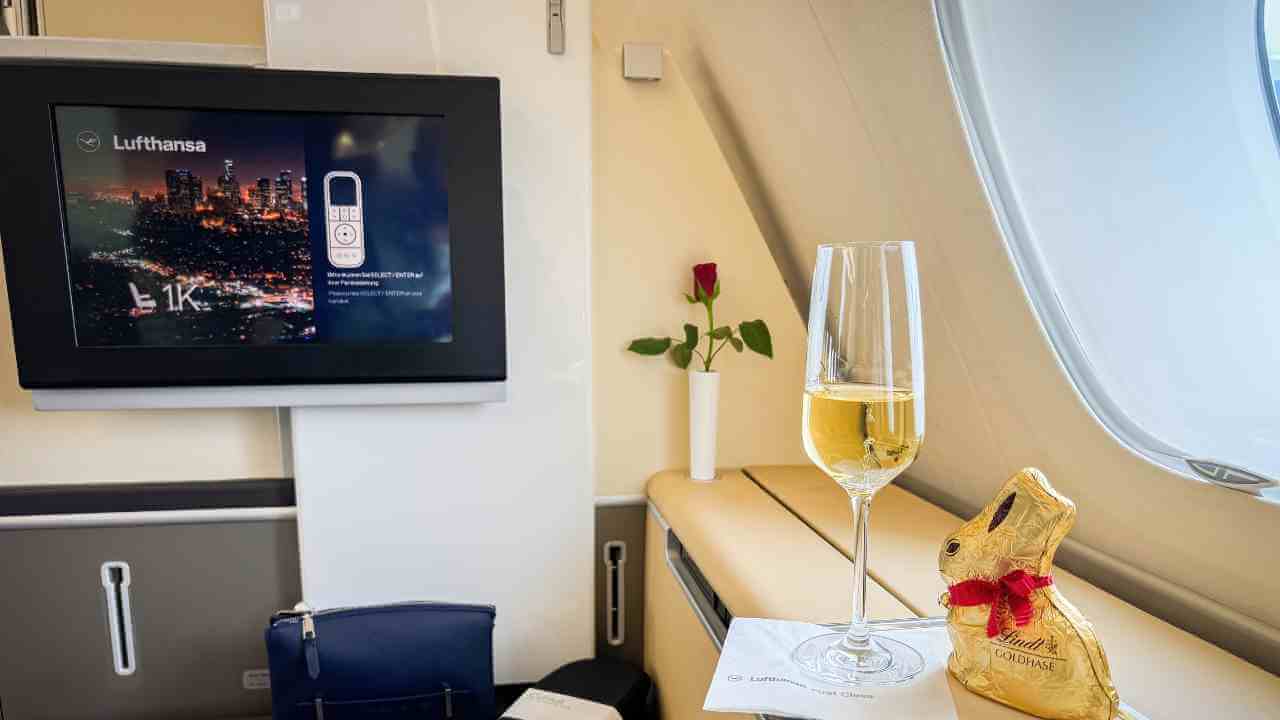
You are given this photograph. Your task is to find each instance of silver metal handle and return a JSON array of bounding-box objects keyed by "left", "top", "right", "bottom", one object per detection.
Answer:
[
  {"left": 604, "top": 540, "right": 627, "bottom": 646},
  {"left": 547, "top": 0, "right": 565, "bottom": 54},
  {"left": 1186, "top": 458, "right": 1278, "bottom": 495},
  {"left": 100, "top": 561, "right": 137, "bottom": 676},
  {"left": 1, "top": 0, "right": 16, "bottom": 37},
  {"left": 1, "top": 0, "right": 38, "bottom": 36}
]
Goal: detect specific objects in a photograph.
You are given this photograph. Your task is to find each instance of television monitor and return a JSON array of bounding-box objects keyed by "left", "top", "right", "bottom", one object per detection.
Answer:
[{"left": 0, "top": 60, "right": 505, "bottom": 407}]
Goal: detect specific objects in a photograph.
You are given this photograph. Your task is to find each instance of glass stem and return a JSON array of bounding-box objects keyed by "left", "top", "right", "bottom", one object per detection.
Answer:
[{"left": 841, "top": 492, "right": 873, "bottom": 652}]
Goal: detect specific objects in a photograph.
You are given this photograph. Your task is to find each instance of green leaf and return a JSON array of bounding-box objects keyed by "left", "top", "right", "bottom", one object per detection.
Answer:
[
  {"left": 711, "top": 278, "right": 721, "bottom": 300},
  {"left": 669, "top": 343, "right": 693, "bottom": 369},
  {"left": 684, "top": 293, "right": 698, "bottom": 304},
  {"left": 684, "top": 323, "right": 699, "bottom": 346},
  {"left": 729, "top": 336, "right": 744, "bottom": 352},
  {"left": 628, "top": 337, "right": 672, "bottom": 355},
  {"left": 710, "top": 325, "right": 732, "bottom": 340},
  {"left": 738, "top": 320, "right": 773, "bottom": 358}
]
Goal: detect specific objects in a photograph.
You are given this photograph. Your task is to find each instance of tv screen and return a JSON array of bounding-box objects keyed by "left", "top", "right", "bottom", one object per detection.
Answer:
[
  {"left": 55, "top": 105, "right": 453, "bottom": 347},
  {"left": 0, "top": 61, "right": 505, "bottom": 392}
]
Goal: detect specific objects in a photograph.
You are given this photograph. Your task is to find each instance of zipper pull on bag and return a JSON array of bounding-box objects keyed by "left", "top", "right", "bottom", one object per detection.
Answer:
[{"left": 302, "top": 613, "right": 321, "bottom": 680}]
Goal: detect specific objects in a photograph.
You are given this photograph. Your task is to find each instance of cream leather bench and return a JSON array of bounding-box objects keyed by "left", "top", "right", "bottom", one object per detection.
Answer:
[{"left": 643, "top": 467, "right": 1280, "bottom": 720}]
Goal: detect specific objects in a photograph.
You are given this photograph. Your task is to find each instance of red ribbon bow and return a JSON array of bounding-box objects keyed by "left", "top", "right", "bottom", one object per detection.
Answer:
[{"left": 947, "top": 569, "right": 1053, "bottom": 638}]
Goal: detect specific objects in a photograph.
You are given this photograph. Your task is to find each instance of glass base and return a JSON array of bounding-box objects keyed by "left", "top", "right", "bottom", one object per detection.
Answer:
[{"left": 792, "top": 631, "right": 925, "bottom": 686}]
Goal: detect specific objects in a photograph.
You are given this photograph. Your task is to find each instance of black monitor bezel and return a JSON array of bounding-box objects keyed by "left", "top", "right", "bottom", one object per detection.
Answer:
[{"left": 0, "top": 60, "right": 506, "bottom": 389}]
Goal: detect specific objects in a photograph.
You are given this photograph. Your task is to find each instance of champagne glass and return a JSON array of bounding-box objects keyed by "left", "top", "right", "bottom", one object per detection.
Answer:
[{"left": 792, "top": 241, "right": 926, "bottom": 685}]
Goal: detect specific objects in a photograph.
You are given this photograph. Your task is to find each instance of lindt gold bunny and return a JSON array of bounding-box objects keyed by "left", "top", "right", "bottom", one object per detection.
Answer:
[{"left": 939, "top": 468, "right": 1123, "bottom": 720}]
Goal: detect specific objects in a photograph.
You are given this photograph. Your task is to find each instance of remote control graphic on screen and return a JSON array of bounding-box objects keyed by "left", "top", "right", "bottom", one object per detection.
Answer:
[{"left": 324, "top": 171, "right": 365, "bottom": 268}]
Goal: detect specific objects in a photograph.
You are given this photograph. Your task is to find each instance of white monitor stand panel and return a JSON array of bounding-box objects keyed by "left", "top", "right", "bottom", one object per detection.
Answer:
[
  {"left": 30, "top": 382, "right": 506, "bottom": 411},
  {"left": 266, "top": 0, "right": 593, "bottom": 684}
]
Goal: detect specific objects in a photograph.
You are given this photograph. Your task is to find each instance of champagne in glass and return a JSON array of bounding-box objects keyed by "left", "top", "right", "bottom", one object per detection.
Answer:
[
  {"left": 803, "top": 384, "right": 921, "bottom": 494},
  {"left": 792, "top": 241, "right": 927, "bottom": 685}
]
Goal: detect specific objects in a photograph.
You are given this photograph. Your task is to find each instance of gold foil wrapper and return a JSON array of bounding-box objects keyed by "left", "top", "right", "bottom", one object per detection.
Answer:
[{"left": 939, "top": 468, "right": 1122, "bottom": 720}]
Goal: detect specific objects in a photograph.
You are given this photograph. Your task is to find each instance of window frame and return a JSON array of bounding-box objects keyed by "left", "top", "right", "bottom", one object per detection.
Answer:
[
  {"left": 1257, "top": 0, "right": 1280, "bottom": 156},
  {"left": 933, "top": 0, "right": 1278, "bottom": 498}
]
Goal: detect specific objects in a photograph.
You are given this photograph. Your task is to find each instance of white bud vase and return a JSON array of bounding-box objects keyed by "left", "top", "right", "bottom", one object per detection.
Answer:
[{"left": 688, "top": 369, "right": 720, "bottom": 482}]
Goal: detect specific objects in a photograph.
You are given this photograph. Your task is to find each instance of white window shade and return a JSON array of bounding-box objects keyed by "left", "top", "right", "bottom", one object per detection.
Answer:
[{"left": 938, "top": 0, "right": 1280, "bottom": 492}]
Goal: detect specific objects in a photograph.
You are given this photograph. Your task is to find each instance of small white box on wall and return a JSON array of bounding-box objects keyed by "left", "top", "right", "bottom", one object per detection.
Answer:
[{"left": 622, "top": 43, "right": 663, "bottom": 81}]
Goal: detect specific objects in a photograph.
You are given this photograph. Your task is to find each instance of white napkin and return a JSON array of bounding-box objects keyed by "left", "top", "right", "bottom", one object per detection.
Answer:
[
  {"left": 703, "top": 618, "right": 959, "bottom": 720},
  {"left": 503, "top": 689, "right": 623, "bottom": 720}
]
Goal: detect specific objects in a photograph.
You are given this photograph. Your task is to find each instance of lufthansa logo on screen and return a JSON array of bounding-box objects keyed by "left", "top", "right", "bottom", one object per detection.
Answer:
[
  {"left": 111, "top": 134, "right": 207, "bottom": 153},
  {"left": 76, "top": 130, "right": 102, "bottom": 153}
]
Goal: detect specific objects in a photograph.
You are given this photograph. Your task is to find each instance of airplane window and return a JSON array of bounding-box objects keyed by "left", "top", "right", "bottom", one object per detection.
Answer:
[{"left": 937, "top": 1, "right": 1279, "bottom": 496}]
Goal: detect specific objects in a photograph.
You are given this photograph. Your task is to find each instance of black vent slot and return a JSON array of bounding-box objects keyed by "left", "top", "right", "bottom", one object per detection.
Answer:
[{"left": 666, "top": 530, "right": 733, "bottom": 644}]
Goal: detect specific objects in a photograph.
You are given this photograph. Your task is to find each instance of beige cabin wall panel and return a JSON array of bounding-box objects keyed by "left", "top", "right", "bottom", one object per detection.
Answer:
[
  {"left": 682, "top": 1, "right": 904, "bottom": 267},
  {"left": 643, "top": 511, "right": 750, "bottom": 720},
  {"left": 592, "top": 0, "right": 809, "bottom": 498},
  {"left": 40, "top": 0, "right": 265, "bottom": 46},
  {"left": 0, "top": 263, "right": 285, "bottom": 485}
]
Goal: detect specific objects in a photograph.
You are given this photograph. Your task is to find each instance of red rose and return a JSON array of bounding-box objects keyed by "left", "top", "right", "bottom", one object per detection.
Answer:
[{"left": 693, "top": 263, "right": 718, "bottom": 301}]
